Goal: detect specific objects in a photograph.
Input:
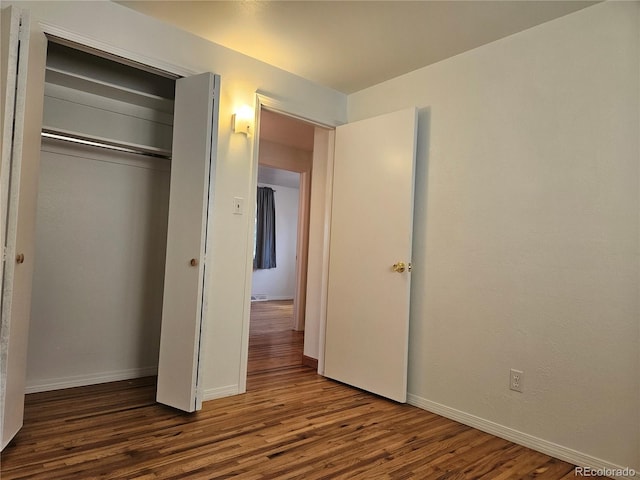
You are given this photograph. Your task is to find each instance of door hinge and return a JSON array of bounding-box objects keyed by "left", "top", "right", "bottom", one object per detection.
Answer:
[{"left": 2, "top": 246, "right": 6, "bottom": 263}]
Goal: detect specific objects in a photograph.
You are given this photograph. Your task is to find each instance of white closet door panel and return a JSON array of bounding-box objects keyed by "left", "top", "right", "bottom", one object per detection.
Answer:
[
  {"left": 1, "top": 7, "right": 19, "bottom": 245},
  {"left": 156, "top": 72, "right": 217, "bottom": 412},
  {"left": 1, "top": 6, "right": 46, "bottom": 450}
]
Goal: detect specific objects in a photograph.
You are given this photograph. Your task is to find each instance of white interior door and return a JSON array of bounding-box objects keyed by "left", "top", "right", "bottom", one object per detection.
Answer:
[
  {"left": 0, "top": 6, "right": 46, "bottom": 450},
  {"left": 324, "top": 107, "right": 417, "bottom": 403},
  {"left": 156, "top": 72, "right": 218, "bottom": 412}
]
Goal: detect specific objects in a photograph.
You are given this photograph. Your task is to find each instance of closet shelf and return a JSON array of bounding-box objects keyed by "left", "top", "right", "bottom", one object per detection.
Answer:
[{"left": 45, "top": 67, "right": 174, "bottom": 114}]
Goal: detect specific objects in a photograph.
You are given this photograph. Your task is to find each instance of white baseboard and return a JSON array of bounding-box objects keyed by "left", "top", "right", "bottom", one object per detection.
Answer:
[
  {"left": 250, "top": 295, "right": 294, "bottom": 302},
  {"left": 27, "top": 370, "right": 240, "bottom": 404},
  {"left": 203, "top": 384, "right": 240, "bottom": 401},
  {"left": 407, "top": 394, "right": 639, "bottom": 480},
  {"left": 25, "top": 366, "right": 158, "bottom": 394}
]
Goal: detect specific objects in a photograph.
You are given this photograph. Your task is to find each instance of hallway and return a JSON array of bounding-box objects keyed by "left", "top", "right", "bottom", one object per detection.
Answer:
[{"left": 247, "top": 300, "right": 304, "bottom": 386}]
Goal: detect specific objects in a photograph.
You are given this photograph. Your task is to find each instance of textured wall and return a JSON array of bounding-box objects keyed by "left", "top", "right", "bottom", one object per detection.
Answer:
[
  {"left": 28, "top": 140, "right": 169, "bottom": 391},
  {"left": 251, "top": 182, "right": 299, "bottom": 301},
  {"left": 349, "top": 1, "right": 639, "bottom": 471}
]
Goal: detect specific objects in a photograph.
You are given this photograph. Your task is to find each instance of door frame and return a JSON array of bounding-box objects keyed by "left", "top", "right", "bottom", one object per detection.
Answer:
[
  {"left": 238, "top": 93, "right": 340, "bottom": 391},
  {"left": 38, "top": 22, "right": 197, "bottom": 79}
]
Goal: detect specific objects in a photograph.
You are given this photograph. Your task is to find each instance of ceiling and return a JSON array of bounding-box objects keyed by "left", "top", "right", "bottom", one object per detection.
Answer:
[
  {"left": 117, "top": 0, "right": 598, "bottom": 94},
  {"left": 258, "top": 109, "right": 312, "bottom": 188},
  {"left": 259, "top": 109, "right": 315, "bottom": 152}
]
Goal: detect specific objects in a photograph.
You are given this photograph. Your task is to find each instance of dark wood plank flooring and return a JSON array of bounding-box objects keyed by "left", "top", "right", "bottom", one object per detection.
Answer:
[
  {"left": 247, "top": 300, "right": 303, "bottom": 379},
  {"left": 0, "top": 301, "right": 599, "bottom": 479}
]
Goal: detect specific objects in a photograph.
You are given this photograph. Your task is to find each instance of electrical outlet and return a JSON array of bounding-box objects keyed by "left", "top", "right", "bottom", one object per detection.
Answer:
[{"left": 510, "top": 369, "right": 523, "bottom": 393}]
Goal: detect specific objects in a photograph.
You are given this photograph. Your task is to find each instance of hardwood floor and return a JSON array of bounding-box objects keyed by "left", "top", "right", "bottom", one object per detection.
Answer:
[
  {"left": 248, "top": 300, "right": 303, "bottom": 379},
  {"left": 1, "top": 301, "right": 600, "bottom": 479}
]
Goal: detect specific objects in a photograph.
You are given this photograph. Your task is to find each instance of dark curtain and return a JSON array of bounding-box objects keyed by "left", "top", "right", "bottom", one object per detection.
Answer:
[{"left": 254, "top": 186, "right": 276, "bottom": 269}]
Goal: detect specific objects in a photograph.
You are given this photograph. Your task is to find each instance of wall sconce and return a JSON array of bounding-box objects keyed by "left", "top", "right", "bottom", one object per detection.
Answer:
[{"left": 232, "top": 105, "right": 253, "bottom": 135}]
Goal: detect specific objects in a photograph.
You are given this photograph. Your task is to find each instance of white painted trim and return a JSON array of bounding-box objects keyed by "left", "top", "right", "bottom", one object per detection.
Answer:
[
  {"left": 25, "top": 367, "right": 158, "bottom": 394},
  {"left": 407, "top": 394, "right": 639, "bottom": 480},
  {"left": 256, "top": 91, "right": 343, "bottom": 129},
  {"left": 203, "top": 384, "right": 240, "bottom": 402},
  {"left": 39, "top": 22, "right": 198, "bottom": 78},
  {"left": 316, "top": 129, "right": 335, "bottom": 376},
  {"left": 237, "top": 96, "right": 261, "bottom": 396},
  {"left": 251, "top": 295, "right": 294, "bottom": 302},
  {"left": 268, "top": 295, "right": 294, "bottom": 301}
]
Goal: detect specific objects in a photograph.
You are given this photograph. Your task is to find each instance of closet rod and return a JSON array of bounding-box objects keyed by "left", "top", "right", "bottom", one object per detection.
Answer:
[{"left": 41, "top": 127, "right": 172, "bottom": 160}]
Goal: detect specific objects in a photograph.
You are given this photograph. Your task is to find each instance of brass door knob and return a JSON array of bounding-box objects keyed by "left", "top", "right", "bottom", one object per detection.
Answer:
[
  {"left": 392, "top": 261, "right": 412, "bottom": 273},
  {"left": 16, "top": 253, "right": 25, "bottom": 264},
  {"left": 190, "top": 258, "right": 198, "bottom": 267},
  {"left": 392, "top": 262, "right": 406, "bottom": 273}
]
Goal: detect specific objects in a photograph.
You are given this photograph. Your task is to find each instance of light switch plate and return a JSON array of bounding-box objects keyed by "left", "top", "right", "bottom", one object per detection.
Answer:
[{"left": 233, "top": 197, "right": 244, "bottom": 215}]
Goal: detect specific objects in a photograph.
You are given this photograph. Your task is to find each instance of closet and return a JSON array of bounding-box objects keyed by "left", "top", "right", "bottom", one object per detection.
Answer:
[
  {"left": 28, "top": 41, "right": 174, "bottom": 394},
  {"left": 26, "top": 39, "right": 217, "bottom": 412}
]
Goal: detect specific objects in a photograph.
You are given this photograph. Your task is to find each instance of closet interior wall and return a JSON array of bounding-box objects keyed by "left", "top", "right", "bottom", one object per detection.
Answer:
[{"left": 26, "top": 41, "right": 176, "bottom": 393}]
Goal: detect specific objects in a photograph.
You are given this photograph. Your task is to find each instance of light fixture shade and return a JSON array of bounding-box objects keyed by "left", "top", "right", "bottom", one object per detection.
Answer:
[{"left": 232, "top": 105, "right": 253, "bottom": 135}]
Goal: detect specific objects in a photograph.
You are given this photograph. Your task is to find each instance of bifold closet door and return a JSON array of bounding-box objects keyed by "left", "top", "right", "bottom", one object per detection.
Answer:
[
  {"left": 156, "top": 72, "right": 219, "bottom": 413},
  {"left": 0, "top": 6, "right": 46, "bottom": 450}
]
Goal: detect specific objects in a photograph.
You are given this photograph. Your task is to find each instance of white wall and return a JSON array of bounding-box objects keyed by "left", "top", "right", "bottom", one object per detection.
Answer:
[
  {"left": 27, "top": 139, "right": 169, "bottom": 392},
  {"left": 349, "top": 1, "right": 639, "bottom": 472},
  {"left": 251, "top": 182, "right": 299, "bottom": 301},
  {"left": 10, "top": 0, "right": 347, "bottom": 399}
]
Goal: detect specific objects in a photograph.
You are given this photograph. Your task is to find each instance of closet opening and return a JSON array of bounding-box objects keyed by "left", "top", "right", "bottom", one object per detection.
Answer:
[
  {"left": 2, "top": 17, "right": 219, "bottom": 448},
  {"left": 27, "top": 39, "right": 174, "bottom": 395}
]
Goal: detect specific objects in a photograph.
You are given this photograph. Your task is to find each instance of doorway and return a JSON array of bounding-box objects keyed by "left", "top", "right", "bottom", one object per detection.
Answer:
[
  {"left": 247, "top": 300, "right": 303, "bottom": 387},
  {"left": 247, "top": 109, "right": 314, "bottom": 386},
  {"left": 238, "top": 97, "right": 336, "bottom": 394},
  {"left": 252, "top": 166, "right": 301, "bottom": 307}
]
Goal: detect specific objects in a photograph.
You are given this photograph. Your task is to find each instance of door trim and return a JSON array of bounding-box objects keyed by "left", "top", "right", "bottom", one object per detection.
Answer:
[
  {"left": 255, "top": 92, "right": 344, "bottom": 129},
  {"left": 39, "top": 22, "right": 197, "bottom": 78}
]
